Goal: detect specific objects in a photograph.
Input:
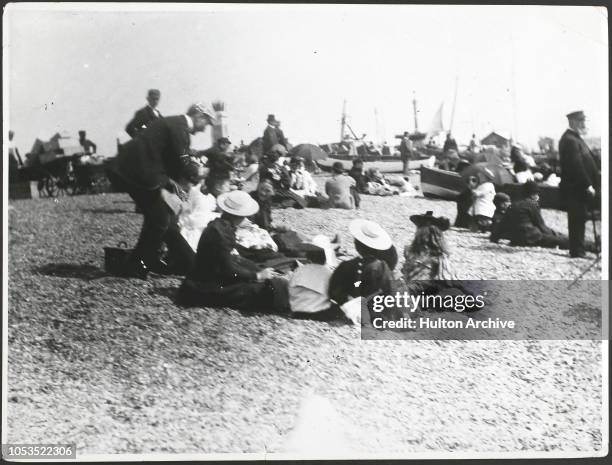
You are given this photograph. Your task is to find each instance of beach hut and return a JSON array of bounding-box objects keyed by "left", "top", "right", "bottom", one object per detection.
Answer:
[{"left": 480, "top": 132, "right": 510, "bottom": 150}]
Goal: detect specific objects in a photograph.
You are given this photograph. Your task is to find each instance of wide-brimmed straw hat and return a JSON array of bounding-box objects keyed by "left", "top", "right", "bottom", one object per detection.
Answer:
[
  {"left": 410, "top": 211, "right": 450, "bottom": 231},
  {"left": 349, "top": 219, "right": 392, "bottom": 251},
  {"left": 217, "top": 190, "right": 259, "bottom": 217}
]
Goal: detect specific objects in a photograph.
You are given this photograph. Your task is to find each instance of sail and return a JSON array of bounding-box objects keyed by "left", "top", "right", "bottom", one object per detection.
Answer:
[{"left": 427, "top": 103, "right": 445, "bottom": 137}]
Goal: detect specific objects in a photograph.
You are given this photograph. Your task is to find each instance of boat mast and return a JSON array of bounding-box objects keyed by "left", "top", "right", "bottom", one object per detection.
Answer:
[
  {"left": 412, "top": 92, "right": 419, "bottom": 133},
  {"left": 340, "top": 99, "right": 347, "bottom": 141},
  {"left": 374, "top": 107, "right": 380, "bottom": 144},
  {"left": 449, "top": 74, "right": 458, "bottom": 132},
  {"left": 510, "top": 32, "right": 518, "bottom": 142}
]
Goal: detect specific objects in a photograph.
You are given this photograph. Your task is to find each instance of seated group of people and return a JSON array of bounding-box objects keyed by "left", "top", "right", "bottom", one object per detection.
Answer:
[
  {"left": 510, "top": 145, "right": 560, "bottom": 187},
  {"left": 454, "top": 175, "right": 597, "bottom": 253},
  {"left": 176, "top": 179, "right": 464, "bottom": 323},
  {"left": 347, "top": 159, "right": 417, "bottom": 198},
  {"left": 318, "top": 159, "right": 418, "bottom": 211}
]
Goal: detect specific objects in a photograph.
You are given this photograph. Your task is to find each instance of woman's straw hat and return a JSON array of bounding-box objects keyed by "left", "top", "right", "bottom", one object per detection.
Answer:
[
  {"left": 348, "top": 219, "right": 392, "bottom": 251},
  {"left": 217, "top": 190, "right": 259, "bottom": 217}
]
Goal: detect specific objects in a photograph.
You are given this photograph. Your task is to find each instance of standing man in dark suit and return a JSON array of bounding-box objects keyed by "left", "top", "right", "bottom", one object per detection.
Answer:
[
  {"left": 399, "top": 131, "right": 413, "bottom": 175},
  {"left": 125, "top": 89, "right": 163, "bottom": 138},
  {"left": 443, "top": 131, "right": 459, "bottom": 154},
  {"left": 109, "top": 103, "right": 215, "bottom": 278},
  {"left": 558, "top": 110, "right": 600, "bottom": 258},
  {"left": 263, "top": 114, "right": 282, "bottom": 155},
  {"left": 274, "top": 120, "right": 289, "bottom": 148}
]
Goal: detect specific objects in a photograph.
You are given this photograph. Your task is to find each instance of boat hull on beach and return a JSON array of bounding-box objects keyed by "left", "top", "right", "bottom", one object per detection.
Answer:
[
  {"left": 420, "top": 166, "right": 565, "bottom": 210},
  {"left": 420, "top": 166, "right": 465, "bottom": 199},
  {"left": 318, "top": 155, "right": 435, "bottom": 174}
]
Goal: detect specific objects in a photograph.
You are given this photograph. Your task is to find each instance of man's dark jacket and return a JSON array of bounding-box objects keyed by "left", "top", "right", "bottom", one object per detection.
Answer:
[
  {"left": 490, "top": 198, "right": 552, "bottom": 245},
  {"left": 558, "top": 129, "right": 600, "bottom": 204},
  {"left": 114, "top": 115, "right": 191, "bottom": 190},
  {"left": 125, "top": 106, "right": 162, "bottom": 138},
  {"left": 443, "top": 137, "right": 458, "bottom": 153},
  {"left": 399, "top": 138, "right": 413, "bottom": 161},
  {"left": 200, "top": 146, "right": 234, "bottom": 179},
  {"left": 262, "top": 126, "right": 280, "bottom": 155}
]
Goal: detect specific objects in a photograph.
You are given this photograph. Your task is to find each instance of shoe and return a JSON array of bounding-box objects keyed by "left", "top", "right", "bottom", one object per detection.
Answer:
[
  {"left": 146, "top": 258, "right": 170, "bottom": 274},
  {"left": 570, "top": 252, "right": 587, "bottom": 259},
  {"left": 123, "top": 257, "right": 149, "bottom": 279}
]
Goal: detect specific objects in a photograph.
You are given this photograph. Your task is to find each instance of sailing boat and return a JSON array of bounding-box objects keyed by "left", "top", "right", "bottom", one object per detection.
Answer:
[
  {"left": 426, "top": 102, "right": 445, "bottom": 144},
  {"left": 317, "top": 100, "right": 434, "bottom": 173}
]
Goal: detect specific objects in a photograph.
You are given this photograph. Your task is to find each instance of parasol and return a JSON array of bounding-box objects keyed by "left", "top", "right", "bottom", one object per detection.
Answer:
[
  {"left": 459, "top": 162, "right": 514, "bottom": 186},
  {"left": 289, "top": 143, "right": 328, "bottom": 162}
]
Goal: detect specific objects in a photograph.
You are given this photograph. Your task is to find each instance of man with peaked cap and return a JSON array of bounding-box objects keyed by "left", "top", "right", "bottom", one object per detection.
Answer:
[
  {"left": 109, "top": 103, "right": 215, "bottom": 278},
  {"left": 125, "top": 89, "right": 163, "bottom": 138},
  {"left": 558, "top": 110, "right": 600, "bottom": 258}
]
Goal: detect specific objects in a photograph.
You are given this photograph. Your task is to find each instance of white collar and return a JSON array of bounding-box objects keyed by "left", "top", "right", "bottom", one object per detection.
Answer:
[
  {"left": 184, "top": 115, "right": 194, "bottom": 131},
  {"left": 268, "top": 124, "right": 276, "bottom": 129}
]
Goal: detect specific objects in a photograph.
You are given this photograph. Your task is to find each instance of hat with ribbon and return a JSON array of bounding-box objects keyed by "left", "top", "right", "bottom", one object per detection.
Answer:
[
  {"left": 217, "top": 190, "right": 259, "bottom": 217},
  {"left": 349, "top": 219, "right": 392, "bottom": 251},
  {"left": 409, "top": 211, "right": 451, "bottom": 231}
]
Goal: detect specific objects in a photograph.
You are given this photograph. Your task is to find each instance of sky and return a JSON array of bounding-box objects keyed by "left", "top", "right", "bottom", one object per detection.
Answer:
[{"left": 4, "top": 3, "right": 608, "bottom": 156}]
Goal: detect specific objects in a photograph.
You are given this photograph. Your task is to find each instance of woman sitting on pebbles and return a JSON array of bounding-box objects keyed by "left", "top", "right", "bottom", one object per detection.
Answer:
[
  {"left": 402, "top": 211, "right": 457, "bottom": 281},
  {"left": 328, "top": 219, "right": 399, "bottom": 322},
  {"left": 235, "top": 152, "right": 260, "bottom": 193},
  {"left": 178, "top": 190, "right": 288, "bottom": 312},
  {"left": 401, "top": 211, "right": 479, "bottom": 313}
]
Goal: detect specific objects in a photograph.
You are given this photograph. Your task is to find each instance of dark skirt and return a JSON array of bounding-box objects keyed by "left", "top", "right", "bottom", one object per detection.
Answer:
[{"left": 177, "top": 277, "right": 289, "bottom": 313}]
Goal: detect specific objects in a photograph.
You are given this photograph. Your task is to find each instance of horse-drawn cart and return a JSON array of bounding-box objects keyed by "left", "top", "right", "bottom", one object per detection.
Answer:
[
  {"left": 20, "top": 153, "right": 111, "bottom": 197},
  {"left": 19, "top": 134, "right": 113, "bottom": 198}
]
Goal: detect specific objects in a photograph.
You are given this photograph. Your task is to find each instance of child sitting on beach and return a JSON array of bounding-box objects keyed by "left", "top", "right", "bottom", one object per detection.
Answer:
[
  {"left": 468, "top": 175, "right": 496, "bottom": 232},
  {"left": 402, "top": 211, "right": 456, "bottom": 281}
]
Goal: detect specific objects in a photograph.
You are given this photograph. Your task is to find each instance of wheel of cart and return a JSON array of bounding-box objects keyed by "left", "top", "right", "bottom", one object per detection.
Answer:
[
  {"left": 71, "top": 160, "right": 98, "bottom": 195},
  {"left": 40, "top": 156, "right": 77, "bottom": 197}
]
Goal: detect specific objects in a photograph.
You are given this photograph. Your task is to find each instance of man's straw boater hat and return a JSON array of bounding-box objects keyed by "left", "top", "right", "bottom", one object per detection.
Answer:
[
  {"left": 217, "top": 190, "right": 259, "bottom": 217},
  {"left": 349, "top": 219, "right": 392, "bottom": 251}
]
